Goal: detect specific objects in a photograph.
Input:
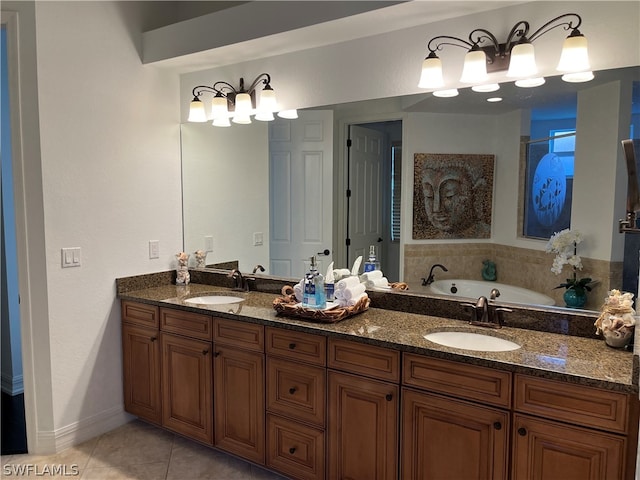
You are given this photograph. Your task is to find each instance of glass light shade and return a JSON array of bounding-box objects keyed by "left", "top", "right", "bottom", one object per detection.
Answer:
[
  {"left": 212, "top": 116, "right": 231, "bottom": 127},
  {"left": 254, "top": 111, "right": 275, "bottom": 121},
  {"left": 507, "top": 42, "right": 537, "bottom": 78},
  {"left": 211, "top": 95, "right": 229, "bottom": 120},
  {"left": 515, "top": 77, "right": 546, "bottom": 88},
  {"left": 234, "top": 92, "right": 252, "bottom": 115},
  {"left": 277, "top": 109, "right": 299, "bottom": 119},
  {"left": 418, "top": 55, "right": 444, "bottom": 89},
  {"left": 486, "top": 97, "right": 503, "bottom": 103},
  {"left": 232, "top": 113, "right": 252, "bottom": 124},
  {"left": 259, "top": 87, "right": 278, "bottom": 113},
  {"left": 562, "top": 71, "right": 594, "bottom": 83},
  {"left": 557, "top": 34, "right": 590, "bottom": 72},
  {"left": 433, "top": 89, "right": 459, "bottom": 98},
  {"left": 188, "top": 99, "right": 207, "bottom": 122},
  {"left": 460, "top": 49, "right": 488, "bottom": 83},
  {"left": 471, "top": 83, "right": 500, "bottom": 93}
]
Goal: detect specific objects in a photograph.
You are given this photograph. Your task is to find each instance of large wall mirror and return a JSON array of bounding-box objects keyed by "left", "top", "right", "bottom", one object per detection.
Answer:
[{"left": 182, "top": 65, "right": 640, "bottom": 312}]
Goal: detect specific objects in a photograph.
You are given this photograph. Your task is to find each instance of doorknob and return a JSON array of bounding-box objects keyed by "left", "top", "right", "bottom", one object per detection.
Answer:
[
  {"left": 318, "top": 249, "right": 330, "bottom": 256},
  {"left": 377, "top": 237, "right": 383, "bottom": 242}
]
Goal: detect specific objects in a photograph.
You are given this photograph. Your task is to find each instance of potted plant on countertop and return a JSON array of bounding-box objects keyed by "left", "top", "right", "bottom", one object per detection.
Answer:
[{"left": 545, "top": 228, "right": 591, "bottom": 308}]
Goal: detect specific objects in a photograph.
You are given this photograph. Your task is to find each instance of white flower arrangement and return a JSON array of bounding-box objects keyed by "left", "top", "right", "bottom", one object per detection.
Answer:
[
  {"left": 545, "top": 229, "right": 591, "bottom": 294},
  {"left": 594, "top": 289, "right": 636, "bottom": 347}
]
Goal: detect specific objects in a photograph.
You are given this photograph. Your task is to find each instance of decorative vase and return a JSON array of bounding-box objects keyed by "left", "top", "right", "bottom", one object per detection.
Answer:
[{"left": 563, "top": 288, "right": 586, "bottom": 308}]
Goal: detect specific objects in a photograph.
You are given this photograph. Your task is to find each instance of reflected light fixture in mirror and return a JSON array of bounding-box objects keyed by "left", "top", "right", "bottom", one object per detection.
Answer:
[
  {"left": 188, "top": 73, "right": 298, "bottom": 126},
  {"left": 419, "top": 13, "right": 592, "bottom": 96}
]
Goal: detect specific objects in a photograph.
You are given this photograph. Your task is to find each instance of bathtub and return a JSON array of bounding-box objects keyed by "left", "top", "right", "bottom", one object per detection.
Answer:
[{"left": 428, "top": 279, "right": 555, "bottom": 306}]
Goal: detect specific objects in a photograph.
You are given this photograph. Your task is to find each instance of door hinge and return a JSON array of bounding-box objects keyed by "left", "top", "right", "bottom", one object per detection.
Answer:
[
  {"left": 346, "top": 189, "right": 351, "bottom": 198},
  {"left": 346, "top": 139, "right": 352, "bottom": 148},
  {"left": 345, "top": 238, "right": 351, "bottom": 246}
]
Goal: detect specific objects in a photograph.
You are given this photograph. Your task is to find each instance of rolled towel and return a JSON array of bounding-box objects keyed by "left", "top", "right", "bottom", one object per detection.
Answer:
[
  {"left": 365, "top": 277, "right": 389, "bottom": 289},
  {"left": 338, "top": 292, "right": 368, "bottom": 307},
  {"left": 333, "top": 268, "right": 351, "bottom": 281},
  {"left": 336, "top": 275, "right": 360, "bottom": 291},
  {"left": 360, "top": 270, "right": 383, "bottom": 281},
  {"left": 293, "top": 279, "right": 304, "bottom": 302},
  {"left": 342, "top": 283, "right": 366, "bottom": 301}
]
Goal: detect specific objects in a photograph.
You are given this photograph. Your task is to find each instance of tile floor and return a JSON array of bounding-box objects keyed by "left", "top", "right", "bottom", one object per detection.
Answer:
[{"left": 1, "top": 420, "right": 288, "bottom": 479}]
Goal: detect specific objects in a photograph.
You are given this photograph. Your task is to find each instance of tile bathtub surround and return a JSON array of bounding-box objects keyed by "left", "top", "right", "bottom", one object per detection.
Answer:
[
  {"left": 404, "top": 243, "right": 622, "bottom": 310},
  {"left": 1, "top": 420, "right": 286, "bottom": 480}
]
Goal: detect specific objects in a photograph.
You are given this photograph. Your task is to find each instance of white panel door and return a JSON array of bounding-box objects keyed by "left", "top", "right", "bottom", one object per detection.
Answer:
[
  {"left": 349, "top": 125, "right": 384, "bottom": 272},
  {"left": 269, "top": 110, "right": 333, "bottom": 279}
]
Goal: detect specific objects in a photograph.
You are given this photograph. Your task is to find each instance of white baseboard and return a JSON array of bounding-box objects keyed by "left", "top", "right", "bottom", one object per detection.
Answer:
[
  {"left": 34, "top": 404, "right": 132, "bottom": 454},
  {"left": 1, "top": 372, "right": 24, "bottom": 395}
]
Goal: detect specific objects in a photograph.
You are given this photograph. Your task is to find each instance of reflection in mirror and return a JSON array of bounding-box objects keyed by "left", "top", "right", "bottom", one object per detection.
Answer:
[{"left": 182, "top": 66, "right": 640, "bottom": 312}]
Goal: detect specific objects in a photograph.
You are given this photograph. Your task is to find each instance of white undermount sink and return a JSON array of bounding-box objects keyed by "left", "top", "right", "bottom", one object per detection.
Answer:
[
  {"left": 184, "top": 295, "right": 245, "bottom": 305},
  {"left": 423, "top": 331, "right": 520, "bottom": 352}
]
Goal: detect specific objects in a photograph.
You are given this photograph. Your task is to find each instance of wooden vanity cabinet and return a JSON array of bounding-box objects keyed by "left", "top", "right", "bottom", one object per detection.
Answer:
[
  {"left": 401, "top": 354, "right": 511, "bottom": 480},
  {"left": 265, "top": 327, "right": 327, "bottom": 480},
  {"left": 121, "top": 301, "right": 161, "bottom": 425},
  {"left": 328, "top": 338, "right": 400, "bottom": 480},
  {"left": 512, "top": 374, "right": 636, "bottom": 480},
  {"left": 213, "top": 317, "right": 265, "bottom": 464}
]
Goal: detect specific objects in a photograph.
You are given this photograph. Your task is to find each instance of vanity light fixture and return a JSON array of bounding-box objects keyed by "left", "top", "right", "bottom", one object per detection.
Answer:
[
  {"left": 418, "top": 13, "right": 592, "bottom": 96},
  {"left": 188, "top": 73, "right": 298, "bottom": 126}
]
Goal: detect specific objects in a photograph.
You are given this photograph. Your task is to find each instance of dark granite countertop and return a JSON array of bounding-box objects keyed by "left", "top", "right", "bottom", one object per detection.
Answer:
[{"left": 118, "top": 283, "right": 639, "bottom": 394}]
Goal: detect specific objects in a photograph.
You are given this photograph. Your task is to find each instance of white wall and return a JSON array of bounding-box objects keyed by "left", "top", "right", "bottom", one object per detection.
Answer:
[{"left": 4, "top": 1, "right": 182, "bottom": 452}]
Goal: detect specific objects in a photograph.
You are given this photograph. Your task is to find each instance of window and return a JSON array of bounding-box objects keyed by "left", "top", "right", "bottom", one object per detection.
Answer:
[{"left": 390, "top": 143, "right": 401, "bottom": 242}]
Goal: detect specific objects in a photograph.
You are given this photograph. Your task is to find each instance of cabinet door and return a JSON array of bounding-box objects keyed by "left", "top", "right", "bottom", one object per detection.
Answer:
[
  {"left": 328, "top": 371, "right": 398, "bottom": 480},
  {"left": 122, "top": 324, "right": 161, "bottom": 425},
  {"left": 401, "top": 388, "right": 509, "bottom": 480},
  {"left": 214, "top": 345, "right": 265, "bottom": 464},
  {"left": 161, "top": 333, "right": 213, "bottom": 445},
  {"left": 512, "top": 414, "right": 626, "bottom": 480}
]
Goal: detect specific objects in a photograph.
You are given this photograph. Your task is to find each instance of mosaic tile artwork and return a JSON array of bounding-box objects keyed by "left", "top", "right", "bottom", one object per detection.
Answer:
[{"left": 413, "top": 153, "right": 495, "bottom": 239}]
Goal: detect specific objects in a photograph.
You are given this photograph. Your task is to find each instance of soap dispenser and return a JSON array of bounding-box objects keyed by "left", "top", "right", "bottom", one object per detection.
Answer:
[
  {"left": 302, "top": 256, "right": 326, "bottom": 309},
  {"left": 363, "top": 245, "right": 380, "bottom": 272}
]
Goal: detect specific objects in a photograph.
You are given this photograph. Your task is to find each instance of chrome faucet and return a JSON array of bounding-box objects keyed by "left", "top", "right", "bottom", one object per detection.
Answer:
[
  {"left": 422, "top": 264, "right": 448, "bottom": 286},
  {"left": 229, "top": 269, "right": 248, "bottom": 292},
  {"left": 252, "top": 264, "right": 265, "bottom": 274},
  {"left": 490, "top": 288, "right": 501, "bottom": 301},
  {"left": 462, "top": 295, "right": 512, "bottom": 328}
]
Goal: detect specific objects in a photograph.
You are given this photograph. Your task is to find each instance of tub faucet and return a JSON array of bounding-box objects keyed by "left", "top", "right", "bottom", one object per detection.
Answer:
[
  {"left": 252, "top": 264, "right": 265, "bottom": 274},
  {"left": 422, "top": 264, "right": 448, "bottom": 286},
  {"left": 490, "top": 288, "right": 501, "bottom": 301}
]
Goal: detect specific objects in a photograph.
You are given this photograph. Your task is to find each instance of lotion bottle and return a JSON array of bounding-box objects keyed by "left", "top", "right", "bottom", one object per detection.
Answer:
[{"left": 363, "top": 245, "right": 381, "bottom": 272}]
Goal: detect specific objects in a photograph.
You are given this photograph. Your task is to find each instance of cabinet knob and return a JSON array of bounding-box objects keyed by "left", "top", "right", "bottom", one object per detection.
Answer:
[
  {"left": 493, "top": 422, "right": 502, "bottom": 430},
  {"left": 289, "top": 447, "right": 296, "bottom": 455},
  {"left": 289, "top": 387, "right": 297, "bottom": 395},
  {"left": 150, "top": 336, "right": 157, "bottom": 342},
  {"left": 213, "top": 351, "right": 221, "bottom": 357},
  {"left": 288, "top": 343, "right": 296, "bottom": 350},
  {"left": 385, "top": 393, "right": 393, "bottom": 401},
  {"left": 202, "top": 349, "right": 209, "bottom": 355},
  {"left": 517, "top": 427, "right": 527, "bottom": 436}
]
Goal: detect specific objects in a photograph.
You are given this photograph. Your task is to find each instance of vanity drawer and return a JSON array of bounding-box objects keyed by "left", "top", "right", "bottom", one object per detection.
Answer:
[
  {"left": 514, "top": 374, "right": 630, "bottom": 433},
  {"left": 160, "top": 308, "right": 212, "bottom": 341},
  {"left": 267, "top": 414, "right": 325, "bottom": 480},
  {"left": 267, "top": 357, "right": 326, "bottom": 427},
  {"left": 214, "top": 317, "right": 264, "bottom": 352},
  {"left": 328, "top": 338, "right": 400, "bottom": 382},
  {"left": 403, "top": 354, "right": 512, "bottom": 408},
  {"left": 266, "top": 327, "right": 327, "bottom": 366},
  {"left": 122, "top": 301, "right": 159, "bottom": 329}
]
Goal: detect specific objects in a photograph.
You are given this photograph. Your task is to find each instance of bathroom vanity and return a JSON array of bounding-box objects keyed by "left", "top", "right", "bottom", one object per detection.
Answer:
[{"left": 117, "top": 274, "right": 639, "bottom": 480}]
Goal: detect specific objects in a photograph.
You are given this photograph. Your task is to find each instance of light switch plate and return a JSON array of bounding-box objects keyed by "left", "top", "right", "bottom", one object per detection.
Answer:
[
  {"left": 205, "top": 235, "right": 214, "bottom": 252},
  {"left": 61, "top": 247, "right": 81, "bottom": 268},
  {"left": 149, "top": 240, "right": 160, "bottom": 259},
  {"left": 253, "top": 232, "right": 263, "bottom": 246}
]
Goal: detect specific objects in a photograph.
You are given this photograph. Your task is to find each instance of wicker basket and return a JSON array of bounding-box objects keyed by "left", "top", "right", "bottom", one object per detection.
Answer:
[{"left": 273, "top": 286, "right": 370, "bottom": 323}]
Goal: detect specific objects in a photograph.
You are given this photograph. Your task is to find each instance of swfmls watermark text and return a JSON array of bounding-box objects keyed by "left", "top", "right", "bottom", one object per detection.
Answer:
[{"left": 3, "top": 463, "right": 79, "bottom": 476}]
